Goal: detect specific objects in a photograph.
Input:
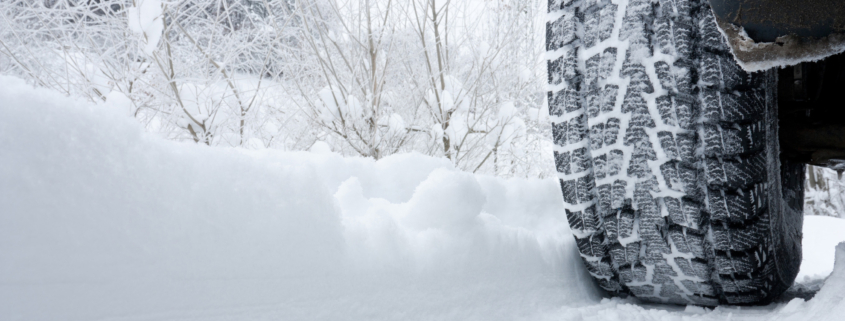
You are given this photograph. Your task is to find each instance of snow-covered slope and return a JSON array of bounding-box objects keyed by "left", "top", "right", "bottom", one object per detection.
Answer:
[{"left": 1, "top": 75, "right": 844, "bottom": 320}]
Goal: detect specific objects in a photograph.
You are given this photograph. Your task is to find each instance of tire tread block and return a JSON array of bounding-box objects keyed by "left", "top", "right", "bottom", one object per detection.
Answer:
[
  {"left": 712, "top": 215, "right": 769, "bottom": 252},
  {"left": 704, "top": 154, "right": 766, "bottom": 189}
]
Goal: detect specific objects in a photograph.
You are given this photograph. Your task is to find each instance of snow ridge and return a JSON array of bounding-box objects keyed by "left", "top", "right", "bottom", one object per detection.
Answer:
[{"left": 0, "top": 75, "right": 598, "bottom": 321}]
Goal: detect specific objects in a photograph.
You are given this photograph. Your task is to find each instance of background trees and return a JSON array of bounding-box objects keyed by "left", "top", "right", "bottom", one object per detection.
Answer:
[
  {"left": 1, "top": 0, "right": 552, "bottom": 177},
  {"left": 805, "top": 165, "right": 845, "bottom": 218},
  {"left": 2, "top": 0, "right": 309, "bottom": 149}
]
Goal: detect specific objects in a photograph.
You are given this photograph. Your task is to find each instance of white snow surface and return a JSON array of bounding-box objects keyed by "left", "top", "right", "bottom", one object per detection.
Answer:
[
  {"left": 1, "top": 75, "right": 845, "bottom": 320},
  {"left": 799, "top": 216, "right": 845, "bottom": 280}
]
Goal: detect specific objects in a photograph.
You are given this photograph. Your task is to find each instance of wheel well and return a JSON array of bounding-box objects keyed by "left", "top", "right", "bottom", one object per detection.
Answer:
[{"left": 778, "top": 51, "right": 845, "bottom": 173}]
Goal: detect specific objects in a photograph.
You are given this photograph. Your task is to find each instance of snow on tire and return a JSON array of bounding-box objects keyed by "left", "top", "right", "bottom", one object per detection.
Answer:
[{"left": 547, "top": 0, "right": 805, "bottom": 305}]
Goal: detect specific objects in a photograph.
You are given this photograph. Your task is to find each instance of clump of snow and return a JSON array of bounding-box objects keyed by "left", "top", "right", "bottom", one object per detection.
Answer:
[
  {"left": 309, "top": 140, "right": 333, "bottom": 154},
  {"left": 317, "top": 86, "right": 341, "bottom": 122},
  {"left": 387, "top": 113, "right": 405, "bottom": 135},
  {"left": 127, "top": 0, "right": 163, "bottom": 55},
  {"left": 493, "top": 101, "right": 526, "bottom": 147},
  {"left": 316, "top": 86, "right": 366, "bottom": 122},
  {"left": 445, "top": 116, "right": 468, "bottom": 144},
  {"left": 430, "top": 122, "right": 445, "bottom": 140},
  {"left": 2, "top": 75, "right": 845, "bottom": 320},
  {"left": 103, "top": 90, "right": 134, "bottom": 116}
]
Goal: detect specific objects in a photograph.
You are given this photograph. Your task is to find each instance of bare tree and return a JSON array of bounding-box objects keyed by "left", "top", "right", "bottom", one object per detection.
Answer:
[
  {"left": 291, "top": 0, "right": 426, "bottom": 159},
  {"left": 404, "top": 0, "right": 549, "bottom": 175}
]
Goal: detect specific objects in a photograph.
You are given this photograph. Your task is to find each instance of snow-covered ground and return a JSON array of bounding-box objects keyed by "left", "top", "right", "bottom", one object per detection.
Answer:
[
  {"left": 799, "top": 216, "right": 845, "bottom": 281},
  {"left": 1, "top": 75, "right": 844, "bottom": 320}
]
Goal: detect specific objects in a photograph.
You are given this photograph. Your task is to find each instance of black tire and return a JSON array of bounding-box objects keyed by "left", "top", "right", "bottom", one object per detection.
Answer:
[{"left": 546, "top": 0, "right": 805, "bottom": 305}]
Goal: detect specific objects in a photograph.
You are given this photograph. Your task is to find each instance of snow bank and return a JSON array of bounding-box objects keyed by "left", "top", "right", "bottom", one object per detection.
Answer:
[
  {"left": 2, "top": 75, "right": 845, "bottom": 320},
  {"left": 800, "top": 242, "right": 845, "bottom": 319},
  {"left": 0, "top": 76, "right": 597, "bottom": 320},
  {"left": 798, "top": 216, "right": 845, "bottom": 280}
]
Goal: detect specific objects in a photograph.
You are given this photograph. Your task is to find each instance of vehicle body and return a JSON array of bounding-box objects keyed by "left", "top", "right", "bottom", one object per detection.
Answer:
[
  {"left": 709, "top": 0, "right": 845, "bottom": 71},
  {"left": 710, "top": 0, "right": 845, "bottom": 172}
]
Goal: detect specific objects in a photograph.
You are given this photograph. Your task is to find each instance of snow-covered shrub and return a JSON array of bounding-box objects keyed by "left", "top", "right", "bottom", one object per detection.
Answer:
[{"left": 0, "top": 0, "right": 307, "bottom": 148}]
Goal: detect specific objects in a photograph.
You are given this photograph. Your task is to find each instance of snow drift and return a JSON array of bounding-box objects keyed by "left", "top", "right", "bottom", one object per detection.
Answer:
[
  {"left": 0, "top": 76, "right": 597, "bottom": 320},
  {"left": 1, "top": 75, "right": 845, "bottom": 320}
]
